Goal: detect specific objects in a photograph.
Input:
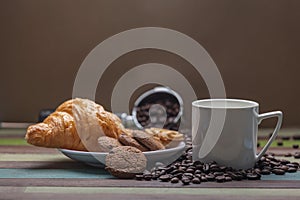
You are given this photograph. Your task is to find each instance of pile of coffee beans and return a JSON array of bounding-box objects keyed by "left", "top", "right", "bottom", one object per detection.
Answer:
[
  {"left": 135, "top": 140, "right": 300, "bottom": 185},
  {"left": 135, "top": 99, "right": 180, "bottom": 130}
]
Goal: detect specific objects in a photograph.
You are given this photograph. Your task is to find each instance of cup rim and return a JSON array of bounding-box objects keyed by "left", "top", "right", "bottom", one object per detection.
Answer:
[{"left": 192, "top": 98, "right": 259, "bottom": 109}]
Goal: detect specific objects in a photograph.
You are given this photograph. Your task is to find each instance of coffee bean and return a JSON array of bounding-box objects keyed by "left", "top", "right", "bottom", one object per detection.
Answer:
[
  {"left": 186, "top": 168, "right": 195, "bottom": 173},
  {"left": 144, "top": 175, "right": 152, "bottom": 181},
  {"left": 193, "top": 160, "right": 202, "bottom": 166},
  {"left": 151, "top": 172, "right": 159, "bottom": 180},
  {"left": 293, "top": 144, "right": 299, "bottom": 149},
  {"left": 291, "top": 162, "right": 299, "bottom": 167},
  {"left": 280, "top": 159, "right": 290, "bottom": 165},
  {"left": 203, "top": 164, "right": 210, "bottom": 173},
  {"left": 247, "top": 173, "right": 261, "bottom": 180},
  {"left": 292, "top": 135, "right": 300, "bottom": 140},
  {"left": 135, "top": 174, "right": 144, "bottom": 180},
  {"left": 260, "top": 157, "right": 266, "bottom": 162},
  {"left": 294, "top": 153, "right": 300, "bottom": 159},
  {"left": 170, "top": 177, "right": 179, "bottom": 183},
  {"left": 178, "top": 166, "right": 186, "bottom": 171},
  {"left": 174, "top": 172, "right": 183, "bottom": 178},
  {"left": 257, "top": 143, "right": 260, "bottom": 148},
  {"left": 214, "top": 172, "right": 224, "bottom": 176},
  {"left": 238, "top": 170, "right": 247, "bottom": 179},
  {"left": 287, "top": 167, "right": 297, "bottom": 173},
  {"left": 159, "top": 174, "right": 171, "bottom": 182},
  {"left": 165, "top": 166, "right": 175, "bottom": 174},
  {"left": 225, "top": 176, "right": 232, "bottom": 182},
  {"left": 185, "top": 146, "right": 192, "bottom": 153},
  {"left": 281, "top": 136, "right": 290, "bottom": 140},
  {"left": 284, "top": 153, "right": 292, "bottom": 157},
  {"left": 277, "top": 140, "right": 283, "bottom": 146},
  {"left": 206, "top": 174, "right": 215, "bottom": 181},
  {"left": 270, "top": 161, "right": 280, "bottom": 167},
  {"left": 266, "top": 155, "right": 276, "bottom": 161},
  {"left": 181, "top": 177, "right": 191, "bottom": 185},
  {"left": 192, "top": 177, "right": 201, "bottom": 184},
  {"left": 143, "top": 171, "right": 152, "bottom": 180},
  {"left": 183, "top": 173, "right": 194, "bottom": 179},
  {"left": 194, "top": 170, "right": 202, "bottom": 174},
  {"left": 201, "top": 176, "right": 208, "bottom": 182},
  {"left": 210, "top": 164, "right": 219, "bottom": 169},
  {"left": 215, "top": 175, "right": 226, "bottom": 182},
  {"left": 280, "top": 165, "right": 289, "bottom": 172},
  {"left": 159, "top": 170, "right": 166, "bottom": 176},
  {"left": 272, "top": 169, "right": 285, "bottom": 175},
  {"left": 219, "top": 166, "right": 227, "bottom": 171}
]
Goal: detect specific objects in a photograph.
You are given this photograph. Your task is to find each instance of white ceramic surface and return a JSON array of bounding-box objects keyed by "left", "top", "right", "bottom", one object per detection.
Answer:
[
  {"left": 192, "top": 99, "right": 282, "bottom": 169},
  {"left": 59, "top": 141, "right": 185, "bottom": 168}
]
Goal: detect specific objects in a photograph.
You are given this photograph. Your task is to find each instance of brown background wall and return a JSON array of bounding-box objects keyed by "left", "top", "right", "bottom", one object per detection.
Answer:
[{"left": 0, "top": 0, "right": 299, "bottom": 127}]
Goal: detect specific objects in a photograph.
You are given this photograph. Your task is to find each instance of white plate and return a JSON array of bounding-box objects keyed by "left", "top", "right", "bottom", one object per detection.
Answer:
[{"left": 58, "top": 141, "right": 185, "bottom": 168}]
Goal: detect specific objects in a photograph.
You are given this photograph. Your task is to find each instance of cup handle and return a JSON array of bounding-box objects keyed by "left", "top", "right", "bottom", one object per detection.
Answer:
[{"left": 255, "top": 111, "right": 283, "bottom": 161}]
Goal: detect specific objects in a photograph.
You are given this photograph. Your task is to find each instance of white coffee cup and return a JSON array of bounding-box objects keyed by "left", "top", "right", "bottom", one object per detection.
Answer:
[{"left": 192, "top": 99, "right": 282, "bottom": 169}]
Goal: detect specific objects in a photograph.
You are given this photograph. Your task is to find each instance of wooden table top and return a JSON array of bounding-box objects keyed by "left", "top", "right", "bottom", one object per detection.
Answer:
[{"left": 0, "top": 128, "right": 300, "bottom": 200}]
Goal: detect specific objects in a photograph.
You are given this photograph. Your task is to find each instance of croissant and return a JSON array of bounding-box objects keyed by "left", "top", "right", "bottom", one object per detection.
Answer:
[{"left": 25, "top": 98, "right": 125, "bottom": 151}]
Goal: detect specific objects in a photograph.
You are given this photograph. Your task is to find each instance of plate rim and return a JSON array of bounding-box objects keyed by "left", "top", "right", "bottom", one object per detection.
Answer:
[{"left": 58, "top": 141, "right": 186, "bottom": 155}]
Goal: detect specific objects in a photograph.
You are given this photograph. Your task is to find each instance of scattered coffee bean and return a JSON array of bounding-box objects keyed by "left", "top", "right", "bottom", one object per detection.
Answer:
[
  {"left": 291, "top": 162, "right": 299, "bottom": 167},
  {"left": 293, "top": 144, "right": 299, "bottom": 149},
  {"left": 284, "top": 153, "right": 292, "bottom": 157},
  {"left": 292, "top": 135, "right": 300, "bottom": 140},
  {"left": 272, "top": 169, "right": 285, "bottom": 175},
  {"left": 281, "top": 136, "right": 290, "bottom": 140},
  {"left": 215, "top": 175, "right": 226, "bottom": 183},
  {"left": 192, "top": 177, "right": 201, "bottom": 184},
  {"left": 170, "top": 177, "right": 179, "bottom": 183},
  {"left": 294, "top": 153, "right": 300, "bottom": 159},
  {"left": 257, "top": 143, "right": 260, "bottom": 148},
  {"left": 286, "top": 163, "right": 298, "bottom": 168},
  {"left": 280, "top": 165, "right": 289, "bottom": 172},
  {"left": 277, "top": 140, "right": 283, "bottom": 146},
  {"left": 214, "top": 172, "right": 224, "bottom": 176},
  {"left": 159, "top": 174, "right": 171, "bottom": 182},
  {"left": 181, "top": 177, "right": 191, "bottom": 185},
  {"left": 206, "top": 174, "right": 215, "bottom": 181},
  {"left": 246, "top": 173, "right": 261, "bottom": 180},
  {"left": 135, "top": 174, "right": 144, "bottom": 180},
  {"left": 270, "top": 161, "right": 280, "bottom": 167},
  {"left": 186, "top": 168, "right": 195, "bottom": 173},
  {"left": 287, "top": 167, "right": 297, "bottom": 173},
  {"left": 136, "top": 136, "right": 299, "bottom": 185},
  {"left": 280, "top": 159, "right": 290, "bottom": 165},
  {"left": 200, "top": 176, "right": 208, "bottom": 182}
]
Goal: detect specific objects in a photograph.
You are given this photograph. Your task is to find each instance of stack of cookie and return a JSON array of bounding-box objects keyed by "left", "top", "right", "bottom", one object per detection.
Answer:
[
  {"left": 101, "top": 129, "right": 184, "bottom": 179},
  {"left": 98, "top": 128, "right": 184, "bottom": 152}
]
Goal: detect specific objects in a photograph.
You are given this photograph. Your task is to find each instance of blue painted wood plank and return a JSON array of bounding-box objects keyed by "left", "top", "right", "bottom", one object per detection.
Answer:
[{"left": 0, "top": 168, "right": 113, "bottom": 179}]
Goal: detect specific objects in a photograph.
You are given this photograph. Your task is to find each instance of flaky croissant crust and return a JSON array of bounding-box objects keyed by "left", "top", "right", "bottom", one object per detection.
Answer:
[{"left": 25, "top": 98, "right": 124, "bottom": 151}]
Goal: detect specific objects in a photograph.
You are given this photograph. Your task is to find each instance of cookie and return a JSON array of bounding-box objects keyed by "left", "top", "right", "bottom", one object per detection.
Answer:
[
  {"left": 105, "top": 146, "right": 147, "bottom": 178},
  {"left": 118, "top": 133, "right": 149, "bottom": 152},
  {"left": 145, "top": 128, "right": 184, "bottom": 148},
  {"left": 97, "top": 136, "right": 122, "bottom": 152},
  {"left": 132, "top": 130, "right": 165, "bottom": 151}
]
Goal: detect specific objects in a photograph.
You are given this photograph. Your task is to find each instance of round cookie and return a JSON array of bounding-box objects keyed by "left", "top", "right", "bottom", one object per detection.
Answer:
[
  {"left": 105, "top": 146, "right": 147, "bottom": 178},
  {"left": 132, "top": 130, "right": 165, "bottom": 151},
  {"left": 97, "top": 136, "right": 122, "bottom": 152},
  {"left": 118, "top": 133, "right": 149, "bottom": 152}
]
